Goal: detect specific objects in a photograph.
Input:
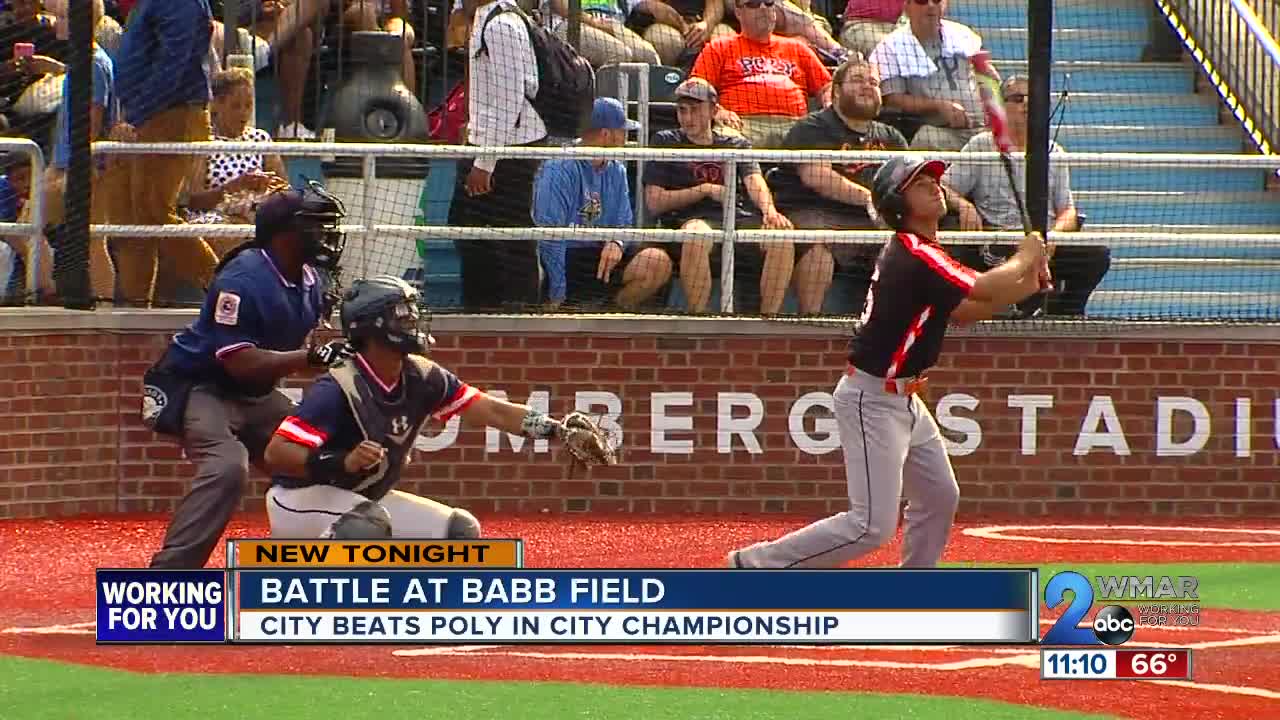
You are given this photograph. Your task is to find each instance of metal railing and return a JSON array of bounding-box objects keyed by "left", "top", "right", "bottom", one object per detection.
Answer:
[
  {"left": 82, "top": 141, "right": 1280, "bottom": 314},
  {"left": 1159, "top": 0, "right": 1280, "bottom": 155},
  {"left": 0, "top": 138, "right": 48, "bottom": 297}
]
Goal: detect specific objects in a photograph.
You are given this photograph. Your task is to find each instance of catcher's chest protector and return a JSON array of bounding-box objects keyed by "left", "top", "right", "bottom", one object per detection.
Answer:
[{"left": 329, "top": 356, "right": 436, "bottom": 501}]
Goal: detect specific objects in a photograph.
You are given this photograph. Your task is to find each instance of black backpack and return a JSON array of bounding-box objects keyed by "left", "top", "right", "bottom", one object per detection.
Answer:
[{"left": 478, "top": 4, "right": 596, "bottom": 139}]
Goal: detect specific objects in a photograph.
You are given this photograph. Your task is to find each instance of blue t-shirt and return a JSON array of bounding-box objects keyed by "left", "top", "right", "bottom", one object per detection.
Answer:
[
  {"left": 531, "top": 157, "right": 634, "bottom": 302},
  {"left": 165, "top": 248, "right": 326, "bottom": 396},
  {"left": 53, "top": 46, "right": 116, "bottom": 171}
]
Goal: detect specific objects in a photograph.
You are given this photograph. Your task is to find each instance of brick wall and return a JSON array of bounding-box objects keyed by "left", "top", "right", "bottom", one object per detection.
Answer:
[{"left": 1, "top": 319, "right": 1277, "bottom": 519}]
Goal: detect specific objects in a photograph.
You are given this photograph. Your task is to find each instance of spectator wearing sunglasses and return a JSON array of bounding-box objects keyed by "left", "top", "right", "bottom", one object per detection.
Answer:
[
  {"left": 943, "top": 76, "right": 1109, "bottom": 317},
  {"left": 838, "top": 0, "right": 905, "bottom": 59},
  {"left": 689, "top": 0, "right": 832, "bottom": 149},
  {"left": 868, "top": 0, "right": 986, "bottom": 151}
]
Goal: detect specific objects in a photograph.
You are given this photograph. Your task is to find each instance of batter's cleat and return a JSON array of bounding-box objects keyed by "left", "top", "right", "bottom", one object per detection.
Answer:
[{"left": 727, "top": 550, "right": 744, "bottom": 568}]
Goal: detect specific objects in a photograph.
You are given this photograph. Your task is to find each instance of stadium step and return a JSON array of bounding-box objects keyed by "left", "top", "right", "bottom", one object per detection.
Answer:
[
  {"left": 1101, "top": 234, "right": 1280, "bottom": 261},
  {"left": 1050, "top": 92, "right": 1220, "bottom": 126},
  {"left": 1085, "top": 290, "right": 1280, "bottom": 321},
  {"left": 981, "top": 28, "right": 1150, "bottom": 63},
  {"left": 1051, "top": 125, "right": 1246, "bottom": 153},
  {"left": 949, "top": 0, "right": 1150, "bottom": 33},
  {"left": 1073, "top": 190, "right": 1280, "bottom": 225},
  {"left": 1070, "top": 167, "right": 1269, "bottom": 193},
  {"left": 991, "top": 61, "right": 1196, "bottom": 95},
  {"left": 1101, "top": 263, "right": 1280, "bottom": 291}
]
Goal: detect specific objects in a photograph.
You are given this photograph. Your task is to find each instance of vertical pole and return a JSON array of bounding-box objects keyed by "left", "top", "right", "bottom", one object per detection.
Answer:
[
  {"left": 225, "top": 0, "right": 242, "bottom": 62},
  {"left": 361, "top": 154, "right": 377, "bottom": 282},
  {"left": 22, "top": 147, "right": 46, "bottom": 304},
  {"left": 61, "top": 0, "right": 94, "bottom": 308},
  {"left": 635, "top": 64, "right": 650, "bottom": 227},
  {"left": 719, "top": 160, "right": 737, "bottom": 313},
  {"left": 1025, "top": 0, "right": 1053, "bottom": 237},
  {"left": 568, "top": 0, "right": 582, "bottom": 48}
]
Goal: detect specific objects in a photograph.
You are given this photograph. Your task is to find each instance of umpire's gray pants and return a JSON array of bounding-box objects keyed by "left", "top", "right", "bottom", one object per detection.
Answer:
[
  {"left": 148, "top": 385, "right": 295, "bottom": 569},
  {"left": 734, "top": 368, "right": 961, "bottom": 568}
]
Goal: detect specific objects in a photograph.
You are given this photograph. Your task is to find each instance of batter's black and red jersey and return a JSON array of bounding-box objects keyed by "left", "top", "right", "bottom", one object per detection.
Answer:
[{"left": 848, "top": 232, "right": 978, "bottom": 380}]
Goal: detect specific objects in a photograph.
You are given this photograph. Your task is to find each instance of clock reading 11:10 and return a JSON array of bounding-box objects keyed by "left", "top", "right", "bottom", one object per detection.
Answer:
[{"left": 1040, "top": 649, "right": 1192, "bottom": 680}]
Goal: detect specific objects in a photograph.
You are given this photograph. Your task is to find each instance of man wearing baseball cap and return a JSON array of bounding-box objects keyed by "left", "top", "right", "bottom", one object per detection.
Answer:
[
  {"left": 532, "top": 98, "right": 672, "bottom": 310},
  {"left": 644, "top": 78, "right": 830, "bottom": 317}
]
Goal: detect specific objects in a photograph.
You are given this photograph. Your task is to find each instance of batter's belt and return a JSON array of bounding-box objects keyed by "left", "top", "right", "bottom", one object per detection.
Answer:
[{"left": 846, "top": 364, "right": 929, "bottom": 396}]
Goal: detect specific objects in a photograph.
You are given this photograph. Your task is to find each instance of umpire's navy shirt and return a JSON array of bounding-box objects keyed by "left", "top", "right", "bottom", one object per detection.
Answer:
[{"left": 166, "top": 249, "right": 324, "bottom": 397}]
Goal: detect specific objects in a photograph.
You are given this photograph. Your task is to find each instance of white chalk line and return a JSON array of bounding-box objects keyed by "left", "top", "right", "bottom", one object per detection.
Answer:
[
  {"left": 394, "top": 633, "right": 1280, "bottom": 701},
  {"left": 0, "top": 621, "right": 95, "bottom": 635},
  {"left": 5, "top": 620, "right": 1277, "bottom": 699},
  {"left": 962, "top": 524, "right": 1280, "bottom": 547}
]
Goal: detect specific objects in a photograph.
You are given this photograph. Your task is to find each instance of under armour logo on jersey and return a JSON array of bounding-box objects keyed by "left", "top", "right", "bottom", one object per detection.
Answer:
[{"left": 389, "top": 416, "right": 411, "bottom": 438}]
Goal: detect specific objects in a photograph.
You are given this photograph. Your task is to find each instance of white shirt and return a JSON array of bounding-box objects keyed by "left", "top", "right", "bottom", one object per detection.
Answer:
[{"left": 468, "top": 1, "right": 546, "bottom": 173}]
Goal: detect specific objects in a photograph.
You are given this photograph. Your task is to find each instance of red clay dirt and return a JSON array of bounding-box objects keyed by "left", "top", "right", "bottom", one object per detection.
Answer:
[{"left": 2, "top": 513, "right": 1278, "bottom": 720}]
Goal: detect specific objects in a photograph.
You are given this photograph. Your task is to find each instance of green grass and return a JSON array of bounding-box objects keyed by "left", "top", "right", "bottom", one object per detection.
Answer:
[
  {"left": 943, "top": 563, "right": 1280, "bottom": 611},
  {"left": 0, "top": 654, "right": 1122, "bottom": 720}
]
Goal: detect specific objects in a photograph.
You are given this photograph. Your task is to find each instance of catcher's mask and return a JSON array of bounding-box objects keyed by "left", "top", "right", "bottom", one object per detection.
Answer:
[
  {"left": 871, "top": 157, "right": 948, "bottom": 231},
  {"left": 255, "top": 180, "right": 348, "bottom": 272},
  {"left": 340, "top": 275, "right": 435, "bottom": 355}
]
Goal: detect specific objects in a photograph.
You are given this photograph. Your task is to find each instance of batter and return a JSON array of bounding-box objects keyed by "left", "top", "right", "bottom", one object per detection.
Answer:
[{"left": 729, "top": 156, "right": 1051, "bottom": 569}]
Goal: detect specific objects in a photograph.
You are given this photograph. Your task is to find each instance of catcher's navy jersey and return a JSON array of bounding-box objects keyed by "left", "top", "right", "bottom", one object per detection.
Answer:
[
  {"left": 167, "top": 249, "right": 325, "bottom": 396},
  {"left": 848, "top": 232, "right": 977, "bottom": 380},
  {"left": 272, "top": 354, "right": 478, "bottom": 500}
]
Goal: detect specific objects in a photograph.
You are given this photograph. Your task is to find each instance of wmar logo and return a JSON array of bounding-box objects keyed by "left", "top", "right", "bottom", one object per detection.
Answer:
[{"left": 1042, "top": 571, "right": 1135, "bottom": 646}]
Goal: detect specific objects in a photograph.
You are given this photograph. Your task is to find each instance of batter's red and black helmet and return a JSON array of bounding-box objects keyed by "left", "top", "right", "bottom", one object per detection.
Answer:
[{"left": 871, "top": 156, "right": 949, "bottom": 230}]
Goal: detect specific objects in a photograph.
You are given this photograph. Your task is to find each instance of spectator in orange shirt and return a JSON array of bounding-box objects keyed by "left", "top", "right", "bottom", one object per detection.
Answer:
[{"left": 690, "top": 0, "right": 832, "bottom": 148}]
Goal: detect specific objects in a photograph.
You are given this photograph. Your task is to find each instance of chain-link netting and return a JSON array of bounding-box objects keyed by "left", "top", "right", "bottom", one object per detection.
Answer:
[{"left": 28, "top": 0, "right": 1280, "bottom": 322}]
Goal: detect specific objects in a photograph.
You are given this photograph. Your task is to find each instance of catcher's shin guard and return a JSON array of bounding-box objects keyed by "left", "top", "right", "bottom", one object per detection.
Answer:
[{"left": 447, "top": 509, "right": 482, "bottom": 539}]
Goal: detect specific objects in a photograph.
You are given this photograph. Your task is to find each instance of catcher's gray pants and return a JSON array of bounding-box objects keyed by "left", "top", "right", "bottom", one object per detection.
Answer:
[
  {"left": 733, "top": 367, "right": 960, "bottom": 568},
  {"left": 149, "top": 385, "right": 295, "bottom": 569},
  {"left": 266, "top": 486, "right": 465, "bottom": 538}
]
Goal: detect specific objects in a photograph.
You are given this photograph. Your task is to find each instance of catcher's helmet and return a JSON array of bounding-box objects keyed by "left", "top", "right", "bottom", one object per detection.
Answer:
[
  {"left": 871, "top": 157, "right": 948, "bottom": 231},
  {"left": 255, "top": 180, "right": 348, "bottom": 271},
  {"left": 340, "top": 275, "right": 434, "bottom": 354}
]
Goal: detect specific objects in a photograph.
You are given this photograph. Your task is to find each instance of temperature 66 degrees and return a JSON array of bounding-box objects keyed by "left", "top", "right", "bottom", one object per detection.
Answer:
[
  {"left": 1116, "top": 649, "right": 1192, "bottom": 680},
  {"left": 1041, "top": 649, "right": 1112, "bottom": 679}
]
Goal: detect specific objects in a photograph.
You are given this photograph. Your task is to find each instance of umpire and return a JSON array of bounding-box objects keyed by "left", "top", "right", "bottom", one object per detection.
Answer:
[{"left": 140, "top": 181, "right": 356, "bottom": 569}]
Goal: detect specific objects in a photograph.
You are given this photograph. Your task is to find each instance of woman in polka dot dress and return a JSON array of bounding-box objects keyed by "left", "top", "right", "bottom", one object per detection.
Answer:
[{"left": 183, "top": 67, "right": 290, "bottom": 258}]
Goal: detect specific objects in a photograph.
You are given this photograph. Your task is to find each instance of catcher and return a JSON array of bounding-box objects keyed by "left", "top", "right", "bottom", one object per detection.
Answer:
[{"left": 261, "top": 275, "right": 616, "bottom": 539}]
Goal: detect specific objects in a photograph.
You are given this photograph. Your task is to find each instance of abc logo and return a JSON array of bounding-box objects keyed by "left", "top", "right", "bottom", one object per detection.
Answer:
[{"left": 1092, "top": 605, "right": 1135, "bottom": 645}]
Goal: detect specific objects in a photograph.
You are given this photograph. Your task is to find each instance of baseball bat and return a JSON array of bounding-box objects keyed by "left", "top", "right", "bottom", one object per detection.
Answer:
[{"left": 970, "top": 51, "right": 1052, "bottom": 294}]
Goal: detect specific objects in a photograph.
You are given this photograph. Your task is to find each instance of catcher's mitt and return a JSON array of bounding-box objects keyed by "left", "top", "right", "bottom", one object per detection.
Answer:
[{"left": 559, "top": 412, "right": 618, "bottom": 467}]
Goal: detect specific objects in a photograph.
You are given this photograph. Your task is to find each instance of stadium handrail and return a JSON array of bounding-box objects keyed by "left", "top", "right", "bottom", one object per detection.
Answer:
[
  {"left": 1159, "top": 0, "right": 1280, "bottom": 155},
  {"left": 0, "top": 137, "right": 47, "bottom": 292},
  {"left": 63, "top": 142, "right": 1280, "bottom": 313}
]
